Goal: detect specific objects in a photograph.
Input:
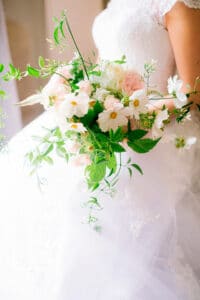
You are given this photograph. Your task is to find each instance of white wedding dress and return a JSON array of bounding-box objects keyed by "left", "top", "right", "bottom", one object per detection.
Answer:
[{"left": 1, "top": 0, "right": 200, "bottom": 299}]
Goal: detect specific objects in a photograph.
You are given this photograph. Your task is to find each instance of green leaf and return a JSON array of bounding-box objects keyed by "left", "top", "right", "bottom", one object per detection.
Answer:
[
  {"left": 128, "top": 129, "right": 148, "bottom": 141},
  {"left": 0, "top": 64, "right": 4, "bottom": 73},
  {"left": 128, "top": 167, "right": 132, "bottom": 178},
  {"left": 53, "top": 26, "right": 59, "bottom": 44},
  {"left": 43, "top": 144, "right": 54, "bottom": 156},
  {"left": 128, "top": 138, "right": 161, "bottom": 153},
  {"left": 43, "top": 156, "right": 54, "bottom": 165},
  {"left": 107, "top": 154, "right": 117, "bottom": 173},
  {"left": 87, "top": 161, "right": 106, "bottom": 183},
  {"left": 38, "top": 56, "right": 45, "bottom": 68},
  {"left": 27, "top": 65, "right": 40, "bottom": 77},
  {"left": 85, "top": 197, "right": 102, "bottom": 209},
  {"left": 0, "top": 90, "right": 6, "bottom": 99},
  {"left": 80, "top": 101, "right": 103, "bottom": 127},
  {"left": 114, "top": 55, "right": 126, "bottom": 64},
  {"left": 88, "top": 70, "right": 101, "bottom": 76},
  {"left": 59, "top": 20, "right": 65, "bottom": 38},
  {"left": 109, "top": 127, "right": 124, "bottom": 143},
  {"left": 9, "top": 63, "right": 16, "bottom": 75},
  {"left": 110, "top": 142, "right": 125, "bottom": 153},
  {"left": 131, "top": 164, "right": 143, "bottom": 175}
]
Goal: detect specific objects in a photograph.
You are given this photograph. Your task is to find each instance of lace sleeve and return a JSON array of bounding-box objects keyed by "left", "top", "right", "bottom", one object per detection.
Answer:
[{"left": 159, "top": 0, "right": 200, "bottom": 26}]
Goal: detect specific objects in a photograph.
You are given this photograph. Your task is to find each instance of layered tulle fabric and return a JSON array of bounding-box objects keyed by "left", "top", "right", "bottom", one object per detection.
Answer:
[{"left": 0, "top": 110, "right": 200, "bottom": 299}]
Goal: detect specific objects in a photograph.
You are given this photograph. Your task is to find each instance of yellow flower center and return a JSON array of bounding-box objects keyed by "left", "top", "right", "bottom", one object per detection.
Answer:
[
  {"left": 71, "top": 124, "right": 78, "bottom": 129},
  {"left": 89, "top": 100, "right": 96, "bottom": 108},
  {"left": 49, "top": 95, "right": 57, "bottom": 104},
  {"left": 133, "top": 99, "right": 140, "bottom": 107},
  {"left": 71, "top": 100, "right": 78, "bottom": 106},
  {"left": 110, "top": 112, "right": 118, "bottom": 119}
]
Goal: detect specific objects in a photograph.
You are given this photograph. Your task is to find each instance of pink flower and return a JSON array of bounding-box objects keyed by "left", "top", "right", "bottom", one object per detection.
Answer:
[
  {"left": 72, "top": 154, "right": 91, "bottom": 167},
  {"left": 104, "top": 95, "right": 121, "bottom": 110},
  {"left": 65, "top": 140, "right": 81, "bottom": 154},
  {"left": 121, "top": 71, "right": 144, "bottom": 96},
  {"left": 78, "top": 80, "right": 92, "bottom": 95},
  {"left": 48, "top": 65, "right": 73, "bottom": 86},
  {"left": 42, "top": 82, "right": 70, "bottom": 109}
]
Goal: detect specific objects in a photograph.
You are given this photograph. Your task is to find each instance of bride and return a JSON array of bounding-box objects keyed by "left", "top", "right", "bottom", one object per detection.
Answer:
[{"left": 0, "top": 0, "right": 200, "bottom": 299}]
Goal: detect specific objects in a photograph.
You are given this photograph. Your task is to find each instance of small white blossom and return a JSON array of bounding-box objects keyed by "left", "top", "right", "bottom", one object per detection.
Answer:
[
  {"left": 98, "top": 107, "right": 130, "bottom": 132},
  {"left": 185, "top": 137, "right": 197, "bottom": 149},
  {"left": 58, "top": 92, "right": 90, "bottom": 119},
  {"left": 77, "top": 80, "right": 92, "bottom": 95},
  {"left": 18, "top": 83, "right": 69, "bottom": 109},
  {"left": 167, "top": 75, "right": 187, "bottom": 108},
  {"left": 128, "top": 89, "right": 148, "bottom": 119},
  {"left": 175, "top": 136, "right": 197, "bottom": 150},
  {"left": 93, "top": 88, "right": 110, "bottom": 102},
  {"left": 152, "top": 109, "right": 169, "bottom": 138},
  {"left": 66, "top": 122, "right": 87, "bottom": 133}
]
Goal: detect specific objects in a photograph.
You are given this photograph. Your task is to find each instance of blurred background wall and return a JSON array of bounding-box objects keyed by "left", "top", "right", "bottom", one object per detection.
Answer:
[{"left": 2, "top": 0, "right": 107, "bottom": 129}]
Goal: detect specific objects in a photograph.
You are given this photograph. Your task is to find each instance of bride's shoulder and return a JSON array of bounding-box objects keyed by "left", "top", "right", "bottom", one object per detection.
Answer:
[
  {"left": 158, "top": 0, "right": 200, "bottom": 14},
  {"left": 156, "top": 0, "right": 200, "bottom": 26}
]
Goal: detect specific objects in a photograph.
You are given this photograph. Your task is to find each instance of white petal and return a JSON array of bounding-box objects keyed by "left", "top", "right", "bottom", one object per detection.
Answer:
[{"left": 17, "top": 94, "right": 45, "bottom": 107}]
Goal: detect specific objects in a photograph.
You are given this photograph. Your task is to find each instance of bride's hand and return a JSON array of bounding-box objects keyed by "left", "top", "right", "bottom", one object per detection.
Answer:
[{"left": 147, "top": 98, "right": 175, "bottom": 114}]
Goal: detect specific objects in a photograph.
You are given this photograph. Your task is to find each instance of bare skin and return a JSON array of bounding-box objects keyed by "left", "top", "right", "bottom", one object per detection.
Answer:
[{"left": 150, "top": 2, "right": 200, "bottom": 112}]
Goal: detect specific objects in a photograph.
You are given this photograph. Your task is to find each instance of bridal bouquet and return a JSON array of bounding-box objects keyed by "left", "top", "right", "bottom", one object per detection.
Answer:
[{"left": 0, "top": 12, "right": 199, "bottom": 225}]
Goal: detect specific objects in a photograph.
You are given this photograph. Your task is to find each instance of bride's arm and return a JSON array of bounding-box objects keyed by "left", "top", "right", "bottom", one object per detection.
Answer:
[{"left": 151, "top": 2, "right": 200, "bottom": 112}]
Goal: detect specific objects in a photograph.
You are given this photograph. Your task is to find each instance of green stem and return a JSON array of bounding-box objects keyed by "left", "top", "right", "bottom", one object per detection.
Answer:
[
  {"left": 109, "top": 153, "right": 122, "bottom": 185},
  {"left": 63, "top": 13, "right": 89, "bottom": 80},
  {"left": 54, "top": 72, "right": 69, "bottom": 82}
]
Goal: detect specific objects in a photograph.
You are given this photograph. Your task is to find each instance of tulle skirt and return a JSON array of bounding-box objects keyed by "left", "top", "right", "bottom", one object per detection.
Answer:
[{"left": 0, "top": 111, "right": 200, "bottom": 300}]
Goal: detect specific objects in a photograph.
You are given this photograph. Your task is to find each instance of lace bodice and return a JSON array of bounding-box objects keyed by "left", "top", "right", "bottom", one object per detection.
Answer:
[{"left": 92, "top": 0, "right": 200, "bottom": 92}]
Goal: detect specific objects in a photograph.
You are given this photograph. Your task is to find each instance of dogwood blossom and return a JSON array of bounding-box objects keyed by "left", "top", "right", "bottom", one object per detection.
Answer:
[
  {"left": 128, "top": 89, "right": 148, "bottom": 119},
  {"left": 167, "top": 75, "right": 187, "bottom": 108}
]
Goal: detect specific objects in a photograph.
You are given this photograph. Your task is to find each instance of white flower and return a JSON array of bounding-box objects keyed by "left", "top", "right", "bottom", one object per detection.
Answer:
[
  {"left": 104, "top": 95, "right": 121, "bottom": 110},
  {"left": 152, "top": 109, "right": 169, "bottom": 138},
  {"left": 91, "top": 61, "right": 125, "bottom": 91},
  {"left": 185, "top": 137, "right": 197, "bottom": 149},
  {"left": 66, "top": 122, "right": 87, "bottom": 133},
  {"left": 128, "top": 89, "right": 148, "bottom": 119},
  {"left": 49, "top": 65, "right": 73, "bottom": 86},
  {"left": 65, "top": 140, "right": 81, "bottom": 154},
  {"left": 175, "top": 136, "right": 197, "bottom": 150},
  {"left": 167, "top": 75, "right": 187, "bottom": 108},
  {"left": 98, "top": 107, "right": 130, "bottom": 132},
  {"left": 93, "top": 88, "right": 110, "bottom": 102},
  {"left": 42, "top": 83, "right": 69, "bottom": 109},
  {"left": 17, "top": 83, "right": 69, "bottom": 109},
  {"left": 58, "top": 92, "right": 90, "bottom": 119},
  {"left": 154, "top": 109, "right": 169, "bottom": 129},
  {"left": 77, "top": 80, "right": 92, "bottom": 95}
]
